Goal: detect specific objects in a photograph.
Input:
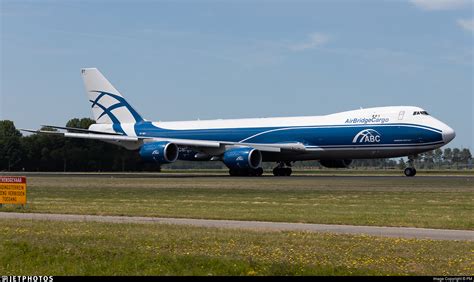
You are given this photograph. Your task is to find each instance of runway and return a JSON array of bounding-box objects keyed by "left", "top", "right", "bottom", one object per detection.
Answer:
[
  {"left": 1, "top": 212, "right": 472, "bottom": 241},
  {"left": 1, "top": 171, "right": 472, "bottom": 180}
]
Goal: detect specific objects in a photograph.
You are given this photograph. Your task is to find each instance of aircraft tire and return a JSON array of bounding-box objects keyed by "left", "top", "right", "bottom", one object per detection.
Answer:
[
  {"left": 273, "top": 167, "right": 281, "bottom": 176},
  {"left": 273, "top": 167, "right": 292, "bottom": 176},
  {"left": 404, "top": 167, "right": 416, "bottom": 177}
]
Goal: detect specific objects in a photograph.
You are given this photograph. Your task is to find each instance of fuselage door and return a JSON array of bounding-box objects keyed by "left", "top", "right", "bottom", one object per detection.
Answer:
[{"left": 398, "top": 111, "right": 405, "bottom": 120}]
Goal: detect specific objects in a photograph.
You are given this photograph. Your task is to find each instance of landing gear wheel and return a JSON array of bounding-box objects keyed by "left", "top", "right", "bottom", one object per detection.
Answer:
[
  {"left": 273, "top": 167, "right": 292, "bottom": 176},
  {"left": 404, "top": 167, "right": 416, "bottom": 177},
  {"left": 248, "top": 168, "right": 263, "bottom": 176},
  {"left": 404, "top": 155, "right": 417, "bottom": 177},
  {"left": 273, "top": 167, "right": 280, "bottom": 176}
]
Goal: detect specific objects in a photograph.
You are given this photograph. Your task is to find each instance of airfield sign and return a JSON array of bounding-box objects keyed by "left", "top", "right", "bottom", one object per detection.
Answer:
[{"left": 0, "top": 176, "right": 27, "bottom": 205}]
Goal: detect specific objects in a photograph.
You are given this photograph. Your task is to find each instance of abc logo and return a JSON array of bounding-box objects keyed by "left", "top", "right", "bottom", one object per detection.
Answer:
[{"left": 352, "top": 129, "right": 381, "bottom": 143}]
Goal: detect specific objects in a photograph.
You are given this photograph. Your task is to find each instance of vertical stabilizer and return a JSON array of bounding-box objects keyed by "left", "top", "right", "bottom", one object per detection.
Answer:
[{"left": 81, "top": 68, "right": 144, "bottom": 125}]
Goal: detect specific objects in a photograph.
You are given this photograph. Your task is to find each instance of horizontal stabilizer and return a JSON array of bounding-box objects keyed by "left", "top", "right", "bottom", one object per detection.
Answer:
[
  {"left": 41, "top": 125, "right": 123, "bottom": 136},
  {"left": 20, "top": 129, "right": 139, "bottom": 142},
  {"left": 20, "top": 129, "right": 56, "bottom": 134}
]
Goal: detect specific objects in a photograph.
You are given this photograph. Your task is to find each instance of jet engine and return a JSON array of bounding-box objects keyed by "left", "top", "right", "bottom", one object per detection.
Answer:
[
  {"left": 319, "top": 159, "right": 353, "bottom": 168},
  {"left": 139, "top": 141, "right": 179, "bottom": 164},
  {"left": 223, "top": 147, "right": 262, "bottom": 170}
]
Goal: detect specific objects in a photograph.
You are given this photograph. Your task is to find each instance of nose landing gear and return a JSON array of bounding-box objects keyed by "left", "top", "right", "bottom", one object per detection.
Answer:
[{"left": 404, "top": 156, "right": 417, "bottom": 177}]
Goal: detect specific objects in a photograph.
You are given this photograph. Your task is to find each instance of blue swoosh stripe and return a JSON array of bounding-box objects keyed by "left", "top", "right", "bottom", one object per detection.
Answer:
[
  {"left": 90, "top": 90, "right": 144, "bottom": 123},
  {"left": 307, "top": 141, "right": 445, "bottom": 149}
]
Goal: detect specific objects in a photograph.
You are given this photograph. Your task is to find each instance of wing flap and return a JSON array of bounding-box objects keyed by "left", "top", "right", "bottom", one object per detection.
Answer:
[
  {"left": 237, "top": 142, "right": 306, "bottom": 152},
  {"left": 149, "top": 137, "right": 222, "bottom": 148}
]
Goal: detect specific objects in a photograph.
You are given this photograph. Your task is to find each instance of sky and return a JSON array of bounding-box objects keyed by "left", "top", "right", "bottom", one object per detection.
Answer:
[{"left": 1, "top": 0, "right": 473, "bottom": 149}]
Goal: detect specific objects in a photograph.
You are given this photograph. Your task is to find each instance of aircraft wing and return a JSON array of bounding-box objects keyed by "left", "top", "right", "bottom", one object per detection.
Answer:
[{"left": 20, "top": 129, "right": 307, "bottom": 153}]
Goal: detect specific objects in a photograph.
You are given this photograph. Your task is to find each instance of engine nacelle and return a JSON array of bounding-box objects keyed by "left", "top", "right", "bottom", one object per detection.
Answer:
[
  {"left": 223, "top": 147, "right": 262, "bottom": 170},
  {"left": 319, "top": 159, "right": 353, "bottom": 168},
  {"left": 139, "top": 141, "right": 179, "bottom": 164}
]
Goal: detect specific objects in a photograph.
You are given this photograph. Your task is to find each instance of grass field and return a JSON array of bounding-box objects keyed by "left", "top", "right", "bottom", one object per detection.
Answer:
[
  {"left": 0, "top": 219, "right": 472, "bottom": 275},
  {"left": 1, "top": 174, "right": 473, "bottom": 276},
  {"left": 1, "top": 175, "right": 473, "bottom": 230}
]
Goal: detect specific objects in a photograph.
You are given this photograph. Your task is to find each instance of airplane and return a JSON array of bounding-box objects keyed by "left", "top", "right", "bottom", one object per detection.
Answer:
[{"left": 23, "top": 68, "right": 456, "bottom": 177}]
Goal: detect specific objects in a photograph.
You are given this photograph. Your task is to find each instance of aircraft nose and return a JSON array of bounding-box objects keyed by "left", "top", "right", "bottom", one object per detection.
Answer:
[{"left": 443, "top": 126, "right": 456, "bottom": 144}]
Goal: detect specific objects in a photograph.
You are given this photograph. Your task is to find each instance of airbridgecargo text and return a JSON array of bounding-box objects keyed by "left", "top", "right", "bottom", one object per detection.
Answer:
[{"left": 345, "top": 117, "right": 390, "bottom": 124}]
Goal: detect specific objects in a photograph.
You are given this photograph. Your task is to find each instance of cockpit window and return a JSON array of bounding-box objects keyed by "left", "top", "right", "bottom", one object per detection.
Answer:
[{"left": 413, "top": 111, "right": 429, "bottom": 116}]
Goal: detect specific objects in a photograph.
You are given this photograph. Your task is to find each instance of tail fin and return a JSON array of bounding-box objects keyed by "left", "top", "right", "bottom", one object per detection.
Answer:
[{"left": 81, "top": 68, "right": 144, "bottom": 124}]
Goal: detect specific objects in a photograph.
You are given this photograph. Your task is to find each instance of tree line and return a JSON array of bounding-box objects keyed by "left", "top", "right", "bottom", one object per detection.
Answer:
[
  {"left": 0, "top": 118, "right": 161, "bottom": 172},
  {"left": 0, "top": 119, "right": 472, "bottom": 172}
]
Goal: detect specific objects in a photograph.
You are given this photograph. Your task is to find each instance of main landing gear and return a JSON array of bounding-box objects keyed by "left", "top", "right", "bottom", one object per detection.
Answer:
[
  {"left": 273, "top": 162, "right": 292, "bottom": 176},
  {"left": 404, "top": 156, "right": 417, "bottom": 177},
  {"left": 229, "top": 167, "right": 263, "bottom": 177}
]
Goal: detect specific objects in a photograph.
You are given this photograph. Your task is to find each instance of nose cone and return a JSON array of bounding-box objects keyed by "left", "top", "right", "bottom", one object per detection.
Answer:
[{"left": 443, "top": 126, "right": 456, "bottom": 144}]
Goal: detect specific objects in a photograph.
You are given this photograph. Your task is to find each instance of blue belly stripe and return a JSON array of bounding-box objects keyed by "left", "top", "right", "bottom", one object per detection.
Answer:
[{"left": 133, "top": 122, "right": 444, "bottom": 148}]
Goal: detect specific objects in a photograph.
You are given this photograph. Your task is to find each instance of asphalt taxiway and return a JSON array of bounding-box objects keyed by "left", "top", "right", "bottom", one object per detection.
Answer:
[{"left": 1, "top": 212, "right": 472, "bottom": 241}]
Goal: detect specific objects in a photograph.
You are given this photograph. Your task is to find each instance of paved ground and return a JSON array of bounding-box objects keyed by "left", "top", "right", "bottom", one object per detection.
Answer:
[
  {"left": 1, "top": 212, "right": 472, "bottom": 241},
  {"left": 1, "top": 171, "right": 472, "bottom": 179}
]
